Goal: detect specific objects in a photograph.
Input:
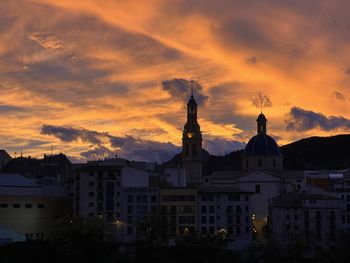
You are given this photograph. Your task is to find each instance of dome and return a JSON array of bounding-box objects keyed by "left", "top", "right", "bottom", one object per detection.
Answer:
[{"left": 244, "top": 133, "right": 282, "bottom": 156}]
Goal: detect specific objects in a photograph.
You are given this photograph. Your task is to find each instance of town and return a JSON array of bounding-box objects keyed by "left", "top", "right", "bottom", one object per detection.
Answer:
[{"left": 1, "top": 93, "right": 350, "bottom": 262}]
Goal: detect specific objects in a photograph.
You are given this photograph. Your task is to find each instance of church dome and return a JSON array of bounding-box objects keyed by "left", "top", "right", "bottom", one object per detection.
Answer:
[{"left": 244, "top": 133, "right": 282, "bottom": 156}]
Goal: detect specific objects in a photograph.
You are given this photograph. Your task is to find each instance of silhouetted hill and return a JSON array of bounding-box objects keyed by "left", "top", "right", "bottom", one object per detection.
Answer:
[
  {"left": 281, "top": 134, "right": 350, "bottom": 170},
  {"left": 161, "top": 134, "right": 350, "bottom": 175}
]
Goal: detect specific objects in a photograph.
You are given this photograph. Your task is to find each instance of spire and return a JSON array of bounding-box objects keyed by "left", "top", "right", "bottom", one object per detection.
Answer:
[{"left": 257, "top": 112, "right": 267, "bottom": 134}]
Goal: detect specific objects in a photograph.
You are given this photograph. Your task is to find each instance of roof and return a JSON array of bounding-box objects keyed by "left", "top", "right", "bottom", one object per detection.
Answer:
[
  {"left": 270, "top": 191, "right": 340, "bottom": 208},
  {"left": 0, "top": 173, "right": 69, "bottom": 197},
  {"left": 244, "top": 133, "right": 282, "bottom": 156},
  {"left": 198, "top": 185, "right": 253, "bottom": 194}
]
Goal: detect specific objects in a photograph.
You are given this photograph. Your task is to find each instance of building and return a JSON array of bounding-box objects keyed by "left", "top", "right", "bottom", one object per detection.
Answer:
[
  {"left": 2, "top": 153, "right": 72, "bottom": 184},
  {"left": 197, "top": 186, "right": 253, "bottom": 250},
  {"left": 0, "top": 150, "right": 12, "bottom": 171},
  {"left": 182, "top": 92, "right": 203, "bottom": 186},
  {"left": 118, "top": 186, "right": 159, "bottom": 241},
  {"left": 160, "top": 188, "right": 197, "bottom": 236},
  {"left": 0, "top": 174, "right": 71, "bottom": 243},
  {"left": 268, "top": 188, "right": 343, "bottom": 251},
  {"left": 242, "top": 113, "right": 283, "bottom": 171}
]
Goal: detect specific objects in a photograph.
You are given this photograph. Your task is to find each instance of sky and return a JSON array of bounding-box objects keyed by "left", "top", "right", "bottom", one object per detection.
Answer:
[{"left": 1, "top": 0, "right": 350, "bottom": 163}]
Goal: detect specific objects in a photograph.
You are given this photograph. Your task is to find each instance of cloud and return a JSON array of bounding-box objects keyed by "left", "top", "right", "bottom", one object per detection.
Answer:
[
  {"left": 251, "top": 93, "right": 272, "bottom": 109},
  {"left": 286, "top": 107, "right": 350, "bottom": 132},
  {"left": 245, "top": 56, "right": 257, "bottom": 64},
  {"left": 41, "top": 125, "right": 105, "bottom": 145},
  {"left": 30, "top": 32, "right": 63, "bottom": 50},
  {"left": 162, "top": 78, "right": 209, "bottom": 105},
  {"left": 203, "top": 138, "right": 245, "bottom": 156},
  {"left": 80, "top": 146, "right": 115, "bottom": 160},
  {"left": 40, "top": 124, "right": 181, "bottom": 163},
  {"left": 333, "top": 91, "right": 346, "bottom": 101}
]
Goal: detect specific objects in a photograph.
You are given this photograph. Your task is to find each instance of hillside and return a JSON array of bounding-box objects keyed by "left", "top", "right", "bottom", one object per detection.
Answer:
[{"left": 161, "top": 134, "right": 350, "bottom": 175}]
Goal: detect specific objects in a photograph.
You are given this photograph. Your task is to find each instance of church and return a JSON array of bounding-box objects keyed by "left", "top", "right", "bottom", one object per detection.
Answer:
[{"left": 179, "top": 92, "right": 348, "bottom": 222}]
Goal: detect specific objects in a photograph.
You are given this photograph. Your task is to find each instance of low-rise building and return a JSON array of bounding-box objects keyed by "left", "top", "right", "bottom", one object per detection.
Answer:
[
  {"left": 0, "top": 174, "right": 71, "bottom": 243},
  {"left": 160, "top": 188, "right": 197, "bottom": 236},
  {"left": 268, "top": 189, "right": 344, "bottom": 251},
  {"left": 197, "top": 186, "right": 253, "bottom": 249}
]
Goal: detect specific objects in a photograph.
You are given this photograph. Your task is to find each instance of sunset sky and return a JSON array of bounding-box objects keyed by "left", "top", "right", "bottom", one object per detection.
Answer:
[{"left": 1, "top": 0, "right": 350, "bottom": 162}]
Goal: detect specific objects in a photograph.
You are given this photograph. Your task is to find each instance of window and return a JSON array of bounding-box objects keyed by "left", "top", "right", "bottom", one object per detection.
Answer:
[
  {"left": 127, "top": 216, "right": 133, "bottom": 223},
  {"left": 151, "top": 195, "right": 157, "bottom": 203},
  {"left": 142, "top": 196, "right": 148, "bottom": 203},
  {"left": 227, "top": 216, "right": 233, "bottom": 224},
  {"left": 38, "top": 204, "right": 45, "bottom": 208},
  {"left": 273, "top": 159, "right": 276, "bottom": 167},
  {"left": 0, "top": 203, "right": 8, "bottom": 208},
  {"left": 128, "top": 206, "right": 133, "bottom": 213},
  {"left": 88, "top": 202, "right": 94, "bottom": 207},
  {"left": 89, "top": 171, "right": 94, "bottom": 176},
  {"left": 255, "top": 184, "right": 261, "bottom": 193},
  {"left": 88, "top": 182, "right": 94, "bottom": 187},
  {"left": 127, "top": 226, "right": 133, "bottom": 234},
  {"left": 236, "top": 227, "right": 241, "bottom": 235},
  {"left": 201, "top": 227, "right": 207, "bottom": 234},
  {"left": 192, "top": 144, "right": 197, "bottom": 156},
  {"left": 127, "top": 195, "right": 133, "bottom": 203},
  {"left": 246, "top": 160, "right": 249, "bottom": 168},
  {"left": 209, "top": 206, "right": 215, "bottom": 214},
  {"left": 209, "top": 216, "right": 215, "bottom": 224},
  {"left": 88, "top": 213, "right": 94, "bottom": 217},
  {"left": 185, "top": 145, "right": 189, "bottom": 157},
  {"left": 201, "top": 205, "right": 207, "bottom": 214},
  {"left": 201, "top": 216, "right": 207, "bottom": 224},
  {"left": 13, "top": 204, "right": 20, "bottom": 208},
  {"left": 258, "top": 159, "right": 262, "bottom": 167},
  {"left": 88, "top": 192, "right": 94, "bottom": 197}
]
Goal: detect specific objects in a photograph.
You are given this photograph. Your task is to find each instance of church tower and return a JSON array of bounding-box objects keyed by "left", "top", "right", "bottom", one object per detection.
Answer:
[{"left": 182, "top": 92, "right": 203, "bottom": 186}]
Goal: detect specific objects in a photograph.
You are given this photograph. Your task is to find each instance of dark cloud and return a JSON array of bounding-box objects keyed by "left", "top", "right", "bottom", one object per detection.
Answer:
[
  {"left": 41, "top": 125, "right": 105, "bottom": 145},
  {"left": 245, "top": 56, "right": 257, "bottom": 64},
  {"left": 80, "top": 146, "right": 115, "bottom": 160},
  {"left": 251, "top": 93, "right": 272, "bottom": 109},
  {"left": 286, "top": 107, "right": 350, "bottom": 131},
  {"left": 40, "top": 125, "right": 181, "bottom": 163},
  {"left": 0, "top": 104, "right": 26, "bottom": 112},
  {"left": 218, "top": 18, "right": 274, "bottom": 51},
  {"left": 203, "top": 138, "right": 245, "bottom": 156},
  {"left": 333, "top": 91, "right": 346, "bottom": 101},
  {"left": 162, "top": 78, "right": 209, "bottom": 105}
]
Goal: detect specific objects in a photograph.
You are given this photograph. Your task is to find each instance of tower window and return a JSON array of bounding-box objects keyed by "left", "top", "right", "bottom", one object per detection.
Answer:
[
  {"left": 246, "top": 160, "right": 249, "bottom": 168},
  {"left": 185, "top": 145, "right": 189, "bottom": 157},
  {"left": 258, "top": 159, "right": 262, "bottom": 167},
  {"left": 273, "top": 159, "right": 276, "bottom": 167},
  {"left": 255, "top": 184, "right": 261, "bottom": 193},
  {"left": 193, "top": 144, "right": 197, "bottom": 156}
]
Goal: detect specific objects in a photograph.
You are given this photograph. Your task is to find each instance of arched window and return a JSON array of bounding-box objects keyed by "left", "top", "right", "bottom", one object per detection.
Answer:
[{"left": 258, "top": 159, "right": 262, "bottom": 167}]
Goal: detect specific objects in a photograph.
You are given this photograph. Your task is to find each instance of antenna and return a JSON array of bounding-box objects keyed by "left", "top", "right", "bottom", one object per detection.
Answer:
[{"left": 20, "top": 147, "right": 23, "bottom": 157}]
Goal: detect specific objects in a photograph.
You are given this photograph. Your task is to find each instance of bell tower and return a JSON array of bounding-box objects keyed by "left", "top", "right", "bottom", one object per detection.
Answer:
[{"left": 182, "top": 91, "right": 203, "bottom": 186}]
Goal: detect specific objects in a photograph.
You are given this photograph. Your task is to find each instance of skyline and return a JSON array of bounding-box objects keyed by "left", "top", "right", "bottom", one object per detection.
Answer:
[{"left": 1, "top": 0, "right": 350, "bottom": 162}]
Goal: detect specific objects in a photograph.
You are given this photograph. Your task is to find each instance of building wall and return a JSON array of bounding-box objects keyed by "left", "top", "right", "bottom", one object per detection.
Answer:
[
  {"left": 236, "top": 171, "right": 281, "bottom": 219},
  {"left": 269, "top": 199, "right": 343, "bottom": 249},
  {"left": 120, "top": 167, "right": 149, "bottom": 187},
  {"left": 160, "top": 188, "right": 197, "bottom": 236},
  {"left": 242, "top": 156, "right": 283, "bottom": 171},
  {"left": 197, "top": 191, "right": 252, "bottom": 249},
  {"left": 0, "top": 195, "right": 71, "bottom": 240}
]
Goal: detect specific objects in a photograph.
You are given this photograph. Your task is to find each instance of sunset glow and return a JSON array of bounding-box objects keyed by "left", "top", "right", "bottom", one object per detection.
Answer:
[{"left": 1, "top": 0, "right": 350, "bottom": 162}]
